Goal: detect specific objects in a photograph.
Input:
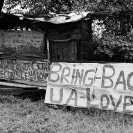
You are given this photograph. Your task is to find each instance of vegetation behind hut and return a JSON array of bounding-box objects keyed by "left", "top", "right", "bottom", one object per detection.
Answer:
[{"left": 3, "top": 0, "right": 133, "bottom": 62}]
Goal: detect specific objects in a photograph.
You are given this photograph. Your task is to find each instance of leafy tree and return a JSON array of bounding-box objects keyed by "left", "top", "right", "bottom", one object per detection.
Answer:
[
  {"left": 86, "top": 0, "right": 133, "bottom": 62},
  {"left": 3, "top": 0, "right": 73, "bottom": 15}
]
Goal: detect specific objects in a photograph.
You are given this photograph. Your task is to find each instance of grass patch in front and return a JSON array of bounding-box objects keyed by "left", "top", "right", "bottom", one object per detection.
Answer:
[{"left": 0, "top": 96, "right": 133, "bottom": 133}]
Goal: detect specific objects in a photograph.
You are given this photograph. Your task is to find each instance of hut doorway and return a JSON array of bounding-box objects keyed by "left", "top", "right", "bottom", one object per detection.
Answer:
[{"left": 49, "top": 39, "right": 79, "bottom": 60}]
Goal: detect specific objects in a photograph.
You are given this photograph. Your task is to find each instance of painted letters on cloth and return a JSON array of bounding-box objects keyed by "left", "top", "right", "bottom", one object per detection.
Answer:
[
  {"left": 45, "top": 62, "right": 133, "bottom": 114},
  {"left": 45, "top": 62, "right": 97, "bottom": 108},
  {"left": 93, "top": 63, "right": 133, "bottom": 114},
  {"left": 0, "top": 59, "right": 49, "bottom": 86}
]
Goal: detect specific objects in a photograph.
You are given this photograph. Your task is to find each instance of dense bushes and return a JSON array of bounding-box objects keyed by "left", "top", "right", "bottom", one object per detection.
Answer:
[
  {"left": 93, "top": 34, "right": 133, "bottom": 62},
  {"left": 92, "top": 15, "right": 133, "bottom": 62}
]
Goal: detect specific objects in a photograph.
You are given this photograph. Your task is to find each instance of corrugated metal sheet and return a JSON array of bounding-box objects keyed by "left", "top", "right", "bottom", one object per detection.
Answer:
[{"left": 0, "top": 12, "right": 91, "bottom": 24}]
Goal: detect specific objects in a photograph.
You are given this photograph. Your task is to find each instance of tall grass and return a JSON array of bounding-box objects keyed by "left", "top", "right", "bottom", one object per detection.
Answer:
[{"left": 0, "top": 96, "right": 133, "bottom": 133}]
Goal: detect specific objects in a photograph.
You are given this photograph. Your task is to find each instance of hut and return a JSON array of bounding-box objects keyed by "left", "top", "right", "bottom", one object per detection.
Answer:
[
  {"left": 46, "top": 12, "right": 92, "bottom": 61},
  {"left": 46, "top": 11, "right": 109, "bottom": 61},
  {"left": 0, "top": 11, "right": 109, "bottom": 95}
]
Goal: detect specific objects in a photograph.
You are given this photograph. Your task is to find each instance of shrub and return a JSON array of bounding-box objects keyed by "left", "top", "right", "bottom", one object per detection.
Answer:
[{"left": 92, "top": 22, "right": 133, "bottom": 62}]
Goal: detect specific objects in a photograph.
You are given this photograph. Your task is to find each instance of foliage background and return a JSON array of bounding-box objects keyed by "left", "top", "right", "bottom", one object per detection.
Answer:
[{"left": 2, "top": 0, "right": 133, "bottom": 62}]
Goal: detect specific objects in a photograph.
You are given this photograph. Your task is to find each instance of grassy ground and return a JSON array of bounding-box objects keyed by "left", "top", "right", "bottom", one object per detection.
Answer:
[{"left": 0, "top": 96, "right": 133, "bottom": 133}]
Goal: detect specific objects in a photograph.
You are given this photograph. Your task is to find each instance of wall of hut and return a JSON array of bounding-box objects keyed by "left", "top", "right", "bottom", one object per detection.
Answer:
[
  {"left": 0, "top": 15, "right": 47, "bottom": 59},
  {"left": 0, "top": 14, "right": 49, "bottom": 88},
  {"left": 48, "top": 19, "right": 93, "bottom": 61},
  {"left": 81, "top": 19, "right": 92, "bottom": 60}
]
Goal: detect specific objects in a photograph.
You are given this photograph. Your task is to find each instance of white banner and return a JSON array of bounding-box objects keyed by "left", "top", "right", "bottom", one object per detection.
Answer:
[
  {"left": 47, "top": 62, "right": 97, "bottom": 87},
  {"left": 45, "top": 62, "right": 97, "bottom": 107},
  {"left": 45, "top": 62, "right": 133, "bottom": 114},
  {"left": 93, "top": 63, "right": 133, "bottom": 114}
]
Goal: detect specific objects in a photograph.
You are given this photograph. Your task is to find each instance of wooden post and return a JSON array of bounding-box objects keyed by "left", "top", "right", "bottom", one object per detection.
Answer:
[
  {"left": 47, "top": 39, "right": 50, "bottom": 60},
  {"left": 45, "top": 24, "right": 50, "bottom": 60}
]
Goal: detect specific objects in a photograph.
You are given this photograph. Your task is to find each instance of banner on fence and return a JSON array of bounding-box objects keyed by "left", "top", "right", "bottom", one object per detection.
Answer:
[
  {"left": 45, "top": 62, "right": 97, "bottom": 107},
  {"left": 93, "top": 63, "right": 133, "bottom": 114},
  {"left": 45, "top": 62, "right": 133, "bottom": 114}
]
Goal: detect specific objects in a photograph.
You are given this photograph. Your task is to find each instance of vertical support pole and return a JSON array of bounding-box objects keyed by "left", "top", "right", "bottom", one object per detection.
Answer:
[
  {"left": 47, "top": 38, "right": 50, "bottom": 60},
  {"left": 45, "top": 23, "right": 50, "bottom": 61}
]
